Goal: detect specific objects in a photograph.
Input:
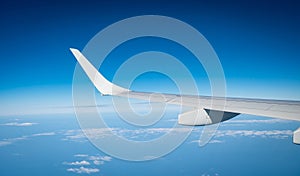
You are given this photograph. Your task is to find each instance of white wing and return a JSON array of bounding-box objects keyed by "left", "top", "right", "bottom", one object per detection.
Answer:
[{"left": 70, "top": 48, "right": 300, "bottom": 144}]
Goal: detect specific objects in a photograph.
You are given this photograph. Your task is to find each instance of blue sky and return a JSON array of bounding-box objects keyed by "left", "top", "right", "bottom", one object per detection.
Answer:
[{"left": 0, "top": 0, "right": 299, "bottom": 113}]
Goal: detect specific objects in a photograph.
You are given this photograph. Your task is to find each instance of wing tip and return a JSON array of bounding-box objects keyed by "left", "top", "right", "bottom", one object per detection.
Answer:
[
  {"left": 70, "top": 48, "right": 79, "bottom": 55},
  {"left": 70, "top": 47, "right": 130, "bottom": 95}
]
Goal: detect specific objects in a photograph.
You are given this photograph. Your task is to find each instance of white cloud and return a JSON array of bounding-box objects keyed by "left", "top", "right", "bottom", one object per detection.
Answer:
[
  {"left": 1, "top": 122, "right": 38, "bottom": 127},
  {"left": 32, "top": 132, "right": 56, "bottom": 136},
  {"left": 227, "top": 119, "right": 288, "bottom": 124},
  {"left": 190, "top": 129, "right": 293, "bottom": 145},
  {"left": 93, "top": 160, "right": 104, "bottom": 165},
  {"left": 0, "top": 141, "right": 13, "bottom": 146},
  {"left": 209, "top": 139, "right": 223, "bottom": 144},
  {"left": 64, "top": 160, "right": 90, "bottom": 166},
  {"left": 72, "top": 154, "right": 112, "bottom": 165},
  {"left": 100, "top": 156, "right": 112, "bottom": 162},
  {"left": 63, "top": 127, "right": 293, "bottom": 147},
  {"left": 0, "top": 131, "right": 56, "bottom": 147},
  {"left": 74, "top": 154, "right": 89, "bottom": 158},
  {"left": 191, "top": 139, "right": 223, "bottom": 144},
  {"left": 214, "top": 130, "right": 293, "bottom": 139},
  {"left": 63, "top": 127, "right": 194, "bottom": 143},
  {"left": 88, "top": 155, "right": 112, "bottom": 163},
  {"left": 61, "top": 130, "right": 87, "bottom": 143},
  {"left": 67, "top": 166, "right": 99, "bottom": 174},
  {"left": 63, "top": 154, "right": 112, "bottom": 174},
  {"left": 0, "top": 136, "right": 28, "bottom": 147},
  {"left": 88, "top": 156, "right": 101, "bottom": 161}
]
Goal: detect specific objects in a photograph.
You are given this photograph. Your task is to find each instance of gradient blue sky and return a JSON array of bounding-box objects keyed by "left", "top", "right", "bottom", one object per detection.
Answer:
[
  {"left": 0, "top": 0, "right": 300, "bottom": 115},
  {"left": 1, "top": 1, "right": 300, "bottom": 175}
]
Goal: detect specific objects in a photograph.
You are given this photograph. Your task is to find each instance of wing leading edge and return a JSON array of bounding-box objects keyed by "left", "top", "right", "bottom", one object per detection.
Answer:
[{"left": 70, "top": 48, "right": 300, "bottom": 144}]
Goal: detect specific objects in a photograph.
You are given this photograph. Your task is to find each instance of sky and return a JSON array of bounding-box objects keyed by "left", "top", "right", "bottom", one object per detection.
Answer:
[
  {"left": 1, "top": 0, "right": 300, "bottom": 116},
  {"left": 0, "top": 1, "right": 300, "bottom": 175}
]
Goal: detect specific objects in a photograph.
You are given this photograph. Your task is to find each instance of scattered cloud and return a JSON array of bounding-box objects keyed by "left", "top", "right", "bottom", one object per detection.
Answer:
[
  {"left": 0, "top": 141, "right": 13, "bottom": 147},
  {"left": 76, "top": 154, "right": 112, "bottom": 166},
  {"left": 74, "top": 154, "right": 112, "bottom": 164},
  {"left": 64, "top": 154, "right": 112, "bottom": 174},
  {"left": 64, "top": 160, "right": 90, "bottom": 166},
  {"left": 0, "top": 136, "right": 28, "bottom": 147},
  {"left": 227, "top": 119, "right": 288, "bottom": 124},
  {"left": 67, "top": 166, "right": 99, "bottom": 174},
  {"left": 62, "top": 127, "right": 194, "bottom": 143},
  {"left": 214, "top": 130, "right": 293, "bottom": 139},
  {"left": 85, "top": 155, "right": 112, "bottom": 163},
  {"left": 1, "top": 122, "right": 38, "bottom": 127},
  {"left": 88, "top": 156, "right": 102, "bottom": 161},
  {"left": 60, "top": 121, "right": 296, "bottom": 148},
  {"left": 74, "top": 154, "right": 89, "bottom": 158},
  {"left": 100, "top": 156, "right": 112, "bottom": 162},
  {"left": 93, "top": 160, "right": 104, "bottom": 165},
  {"left": 191, "top": 139, "right": 223, "bottom": 144},
  {"left": 61, "top": 130, "right": 87, "bottom": 143},
  {"left": 31, "top": 132, "right": 56, "bottom": 137},
  {"left": 190, "top": 129, "right": 293, "bottom": 145},
  {"left": 0, "top": 131, "right": 56, "bottom": 147},
  {"left": 209, "top": 139, "right": 223, "bottom": 144}
]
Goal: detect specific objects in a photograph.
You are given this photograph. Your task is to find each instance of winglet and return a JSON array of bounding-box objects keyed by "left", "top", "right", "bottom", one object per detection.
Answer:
[{"left": 70, "top": 48, "right": 129, "bottom": 95}]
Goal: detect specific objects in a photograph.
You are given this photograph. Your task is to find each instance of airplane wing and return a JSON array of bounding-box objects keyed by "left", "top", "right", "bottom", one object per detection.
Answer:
[{"left": 70, "top": 48, "right": 300, "bottom": 144}]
